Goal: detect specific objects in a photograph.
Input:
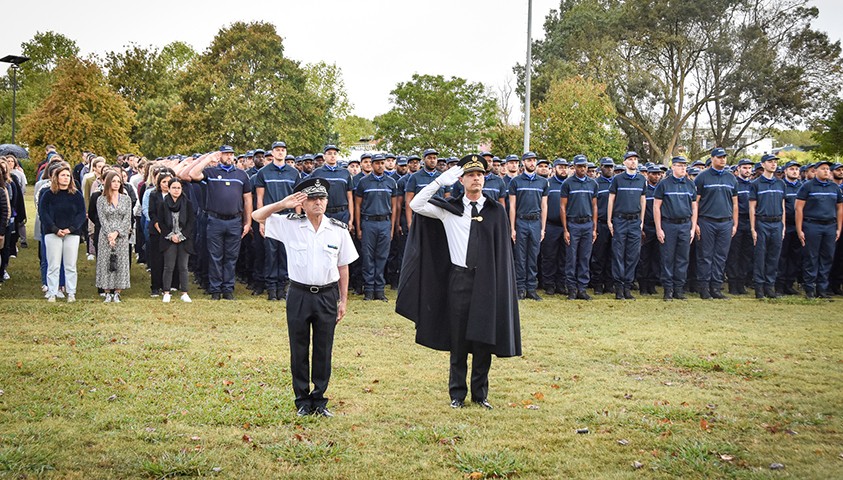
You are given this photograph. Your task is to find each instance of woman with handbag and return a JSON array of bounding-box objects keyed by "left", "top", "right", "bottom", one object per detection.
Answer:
[
  {"left": 157, "top": 177, "right": 195, "bottom": 303},
  {"left": 96, "top": 171, "right": 132, "bottom": 302}
]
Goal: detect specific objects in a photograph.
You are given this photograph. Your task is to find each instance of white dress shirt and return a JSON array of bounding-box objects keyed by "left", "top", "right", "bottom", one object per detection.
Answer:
[
  {"left": 410, "top": 180, "right": 485, "bottom": 268},
  {"left": 264, "top": 214, "right": 359, "bottom": 285}
]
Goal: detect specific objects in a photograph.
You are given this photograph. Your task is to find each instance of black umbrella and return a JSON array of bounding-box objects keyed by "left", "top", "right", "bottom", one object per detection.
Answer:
[{"left": 0, "top": 144, "right": 29, "bottom": 158}]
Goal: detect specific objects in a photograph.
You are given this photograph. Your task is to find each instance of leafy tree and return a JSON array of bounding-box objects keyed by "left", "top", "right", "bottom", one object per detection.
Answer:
[
  {"left": 0, "top": 31, "right": 79, "bottom": 142},
  {"left": 815, "top": 100, "right": 843, "bottom": 157},
  {"left": 335, "top": 115, "right": 374, "bottom": 154},
  {"left": 168, "top": 22, "right": 328, "bottom": 154},
  {"left": 374, "top": 74, "right": 497, "bottom": 156},
  {"left": 531, "top": 76, "right": 625, "bottom": 160},
  {"left": 518, "top": 0, "right": 842, "bottom": 161},
  {"left": 304, "top": 61, "right": 352, "bottom": 142},
  {"left": 19, "top": 57, "right": 135, "bottom": 160},
  {"left": 483, "top": 123, "right": 523, "bottom": 158},
  {"left": 773, "top": 129, "right": 819, "bottom": 148}
]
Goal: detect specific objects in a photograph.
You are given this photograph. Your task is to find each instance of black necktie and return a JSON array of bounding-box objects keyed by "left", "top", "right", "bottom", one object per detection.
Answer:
[
  {"left": 470, "top": 201, "right": 479, "bottom": 218},
  {"left": 466, "top": 202, "right": 479, "bottom": 269}
]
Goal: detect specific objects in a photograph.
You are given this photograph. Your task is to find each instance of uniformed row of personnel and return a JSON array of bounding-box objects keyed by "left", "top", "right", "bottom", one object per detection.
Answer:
[{"left": 170, "top": 142, "right": 841, "bottom": 304}]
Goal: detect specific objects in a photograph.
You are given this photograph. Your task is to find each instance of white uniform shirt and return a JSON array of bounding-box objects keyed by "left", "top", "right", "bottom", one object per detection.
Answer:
[
  {"left": 410, "top": 180, "right": 485, "bottom": 268},
  {"left": 264, "top": 214, "right": 359, "bottom": 285}
]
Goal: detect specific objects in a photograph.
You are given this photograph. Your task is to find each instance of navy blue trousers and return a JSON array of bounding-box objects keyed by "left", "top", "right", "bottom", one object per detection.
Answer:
[
  {"left": 514, "top": 218, "right": 541, "bottom": 292},
  {"left": 264, "top": 235, "right": 288, "bottom": 291},
  {"left": 540, "top": 223, "right": 567, "bottom": 289},
  {"left": 802, "top": 221, "right": 837, "bottom": 293},
  {"left": 777, "top": 225, "right": 801, "bottom": 288},
  {"left": 697, "top": 218, "right": 733, "bottom": 289},
  {"left": 590, "top": 222, "right": 612, "bottom": 288},
  {"left": 361, "top": 219, "right": 390, "bottom": 292},
  {"left": 611, "top": 218, "right": 641, "bottom": 288},
  {"left": 566, "top": 221, "right": 593, "bottom": 290},
  {"left": 660, "top": 221, "right": 691, "bottom": 290},
  {"left": 206, "top": 216, "right": 242, "bottom": 294},
  {"left": 753, "top": 221, "right": 783, "bottom": 288}
]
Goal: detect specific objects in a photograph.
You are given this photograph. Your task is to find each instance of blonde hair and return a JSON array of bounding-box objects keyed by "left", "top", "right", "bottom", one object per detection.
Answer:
[{"left": 50, "top": 163, "right": 77, "bottom": 194}]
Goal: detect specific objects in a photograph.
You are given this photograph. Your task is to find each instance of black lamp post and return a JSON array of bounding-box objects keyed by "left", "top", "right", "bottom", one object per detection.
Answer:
[{"left": 1, "top": 55, "right": 31, "bottom": 144}]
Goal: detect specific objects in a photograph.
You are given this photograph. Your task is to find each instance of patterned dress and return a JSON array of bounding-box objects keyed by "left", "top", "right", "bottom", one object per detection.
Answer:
[{"left": 96, "top": 194, "right": 132, "bottom": 290}]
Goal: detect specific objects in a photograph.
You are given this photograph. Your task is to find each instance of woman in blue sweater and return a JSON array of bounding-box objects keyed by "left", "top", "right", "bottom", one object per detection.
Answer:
[{"left": 39, "top": 163, "right": 86, "bottom": 302}]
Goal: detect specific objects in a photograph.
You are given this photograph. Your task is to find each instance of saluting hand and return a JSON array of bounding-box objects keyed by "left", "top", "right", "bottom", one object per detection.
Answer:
[{"left": 277, "top": 192, "right": 307, "bottom": 211}]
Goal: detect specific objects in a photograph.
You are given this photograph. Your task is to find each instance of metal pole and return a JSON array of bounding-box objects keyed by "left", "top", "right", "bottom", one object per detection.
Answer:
[
  {"left": 523, "top": 0, "right": 532, "bottom": 154},
  {"left": 11, "top": 65, "right": 17, "bottom": 144}
]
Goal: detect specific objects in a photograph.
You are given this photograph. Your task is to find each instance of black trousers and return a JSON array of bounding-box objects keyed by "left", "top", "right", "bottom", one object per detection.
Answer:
[
  {"left": 286, "top": 284, "right": 339, "bottom": 410},
  {"left": 448, "top": 267, "right": 492, "bottom": 402},
  {"left": 726, "top": 222, "right": 754, "bottom": 286}
]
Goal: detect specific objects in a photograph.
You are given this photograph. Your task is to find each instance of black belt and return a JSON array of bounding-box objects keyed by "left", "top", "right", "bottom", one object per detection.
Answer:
[
  {"left": 663, "top": 217, "right": 690, "bottom": 224},
  {"left": 615, "top": 213, "right": 640, "bottom": 220},
  {"left": 326, "top": 206, "right": 348, "bottom": 213},
  {"left": 739, "top": 214, "right": 750, "bottom": 221},
  {"left": 805, "top": 218, "right": 837, "bottom": 225},
  {"left": 568, "top": 216, "right": 591, "bottom": 224},
  {"left": 452, "top": 265, "right": 476, "bottom": 273},
  {"left": 363, "top": 215, "right": 390, "bottom": 221},
  {"left": 702, "top": 216, "right": 732, "bottom": 223},
  {"left": 289, "top": 280, "right": 338, "bottom": 294},
  {"left": 208, "top": 212, "right": 239, "bottom": 220},
  {"left": 757, "top": 216, "right": 782, "bottom": 223},
  {"left": 518, "top": 214, "right": 540, "bottom": 220},
  {"left": 597, "top": 218, "right": 608, "bottom": 224}
]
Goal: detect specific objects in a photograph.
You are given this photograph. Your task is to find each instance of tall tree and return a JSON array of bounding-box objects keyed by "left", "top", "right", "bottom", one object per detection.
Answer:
[
  {"left": 304, "top": 61, "right": 353, "bottom": 146},
  {"left": 518, "top": 0, "right": 842, "bottom": 162},
  {"left": 0, "top": 31, "right": 79, "bottom": 142},
  {"left": 168, "top": 22, "right": 328, "bottom": 154},
  {"left": 532, "top": 76, "right": 626, "bottom": 159},
  {"left": 20, "top": 57, "right": 135, "bottom": 159},
  {"left": 335, "top": 115, "right": 374, "bottom": 154},
  {"left": 815, "top": 100, "right": 843, "bottom": 157},
  {"left": 374, "top": 74, "right": 497, "bottom": 156}
]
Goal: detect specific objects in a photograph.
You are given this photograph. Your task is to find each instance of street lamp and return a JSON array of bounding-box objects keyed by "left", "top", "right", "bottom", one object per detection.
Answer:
[
  {"left": 523, "top": 0, "right": 532, "bottom": 154},
  {"left": 0, "top": 55, "right": 31, "bottom": 144}
]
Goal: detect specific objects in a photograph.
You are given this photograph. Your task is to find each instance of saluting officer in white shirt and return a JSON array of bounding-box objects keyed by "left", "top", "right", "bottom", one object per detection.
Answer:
[{"left": 252, "top": 178, "right": 358, "bottom": 418}]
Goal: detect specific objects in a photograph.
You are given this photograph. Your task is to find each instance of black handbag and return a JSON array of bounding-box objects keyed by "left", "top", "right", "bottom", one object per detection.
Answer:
[{"left": 108, "top": 250, "right": 118, "bottom": 272}]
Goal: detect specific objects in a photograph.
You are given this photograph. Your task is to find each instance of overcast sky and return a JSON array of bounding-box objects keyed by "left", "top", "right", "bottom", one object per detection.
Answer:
[{"left": 2, "top": 0, "right": 840, "bottom": 120}]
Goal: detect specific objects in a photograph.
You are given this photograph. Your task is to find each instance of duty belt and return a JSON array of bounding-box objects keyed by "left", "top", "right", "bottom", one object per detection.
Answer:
[
  {"left": 615, "top": 213, "right": 640, "bottom": 220},
  {"left": 208, "top": 212, "right": 239, "bottom": 220},
  {"left": 289, "top": 280, "right": 338, "bottom": 294},
  {"left": 663, "top": 217, "right": 690, "bottom": 224},
  {"left": 757, "top": 216, "right": 782, "bottom": 223},
  {"left": 568, "top": 216, "right": 591, "bottom": 224},
  {"left": 702, "top": 216, "right": 732, "bottom": 223},
  {"left": 363, "top": 214, "right": 390, "bottom": 221},
  {"left": 804, "top": 218, "right": 836, "bottom": 225},
  {"left": 326, "top": 206, "right": 348, "bottom": 213},
  {"left": 518, "top": 213, "right": 540, "bottom": 220}
]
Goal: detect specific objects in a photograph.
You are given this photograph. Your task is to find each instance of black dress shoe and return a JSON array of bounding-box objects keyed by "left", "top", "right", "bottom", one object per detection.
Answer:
[
  {"left": 555, "top": 286, "right": 568, "bottom": 295},
  {"left": 450, "top": 399, "right": 464, "bottom": 409},
  {"left": 276, "top": 288, "right": 286, "bottom": 301},
  {"left": 567, "top": 292, "right": 577, "bottom": 301},
  {"left": 375, "top": 292, "right": 388, "bottom": 302},
  {"left": 817, "top": 291, "right": 834, "bottom": 300},
  {"left": 577, "top": 290, "right": 592, "bottom": 301},
  {"left": 526, "top": 291, "right": 542, "bottom": 301},
  {"left": 699, "top": 288, "right": 712, "bottom": 300},
  {"left": 211, "top": 293, "right": 221, "bottom": 301},
  {"left": 782, "top": 284, "right": 798, "bottom": 295},
  {"left": 363, "top": 291, "right": 374, "bottom": 301},
  {"left": 711, "top": 289, "right": 729, "bottom": 300},
  {"left": 517, "top": 290, "right": 526, "bottom": 300},
  {"left": 805, "top": 289, "right": 816, "bottom": 299},
  {"left": 593, "top": 285, "right": 604, "bottom": 295},
  {"left": 614, "top": 286, "right": 624, "bottom": 300},
  {"left": 673, "top": 290, "right": 687, "bottom": 300},
  {"left": 251, "top": 287, "right": 265, "bottom": 296},
  {"left": 663, "top": 289, "right": 673, "bottom": 302},
  {"left": 314, "top": 406, "right": 334, "bottom": 418},
  {"left": 296, "top": 405, "right": 312, "bottom": 417},
  {"left": 268, "top": 290, "right": 278, "bottom": 301},
  {"left": 222, "top": 292, "right": 235, "bottom": 300},
  {"left": 473, "top": 399, "right": 493, "bottom": 410},
  {"left": 544, "top": 287, "right": 555, "bottom": 296},
  {"left": 623, "top": 288, "right": 636, "bottom": 300}
]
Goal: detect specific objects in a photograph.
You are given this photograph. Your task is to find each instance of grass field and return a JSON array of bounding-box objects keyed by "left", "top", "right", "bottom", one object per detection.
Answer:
[{"left": 1, "top": 208, "right": 842, "bottom": 478}]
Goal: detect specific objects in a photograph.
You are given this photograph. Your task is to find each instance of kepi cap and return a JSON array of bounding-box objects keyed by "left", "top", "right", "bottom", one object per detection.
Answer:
[
  {"left": 457, "top": 154, "right": 487, "bottom": 174},
  {"left": 294, "top": 178, "right": 330, "bottom": 198}
]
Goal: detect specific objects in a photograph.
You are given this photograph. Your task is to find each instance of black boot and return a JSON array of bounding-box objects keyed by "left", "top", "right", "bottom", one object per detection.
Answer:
[
  {"left": 615, "top": 285, "right": 624, "bottom": 300},
  {"left": 699, "top": 285, "right": 712, "bottom": 300},
  {"left": 593, "top": 283, "right": 604, "bottom": 295},
  {"left": 711, "top": 286, "right": 730, "bottom": 300},
  {"left": 728, "top": 281, "right": 740, "bottom": 296},
  {"left": 805, "top": 288, "right": 816, "bottom": 299},
  {"left": 736, "top": 281, "right": 748, "bottom": 295},
  {"left": 673, "top": 288, "right": 687, "bottom": 301},
  {"left": 639, "top": 281, "right": 648, "bottom": 295},
  {"left": 754, "top": 285, "right": 765, "bottom": 300},
  {"left": 577, "top": 289, "right": 592, "bottom": 301},
  {"left": 663, "top": 288, "right": 674, "bottom": 302},
  {"left": 268, "top": 289, "right": 278, "bottom": 301},
  {"left": 782, "top": 283, "right": 799, "bottom": 295},
  {"left": 624, "top": 287, "right": 636, "bottom": 300},
  {"left": 764, "top": 286, "right": 781, "bottom": 299}
]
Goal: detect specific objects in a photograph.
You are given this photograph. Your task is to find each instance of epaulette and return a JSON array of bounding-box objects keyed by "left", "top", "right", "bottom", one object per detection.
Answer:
[
  {"left": 287, "top": 213, "right": 306, "bottom": 220},
  {"left": 328, "top": 217, "right": 348, "bottom": 229}
]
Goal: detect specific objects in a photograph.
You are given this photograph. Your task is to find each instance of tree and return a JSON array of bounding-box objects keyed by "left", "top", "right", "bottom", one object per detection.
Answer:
[
  {"left": 19, "top": 57, "right": 135, "bottom": 160},
  {"left": 374, "top": 74, "right": 497, "bottom": 156},
  {"left": 815, "top": 100, "right": 843, "bottom": 157},
  {"left": 304, "top": 61, "right": 353, "bottom": 145},
  {"left": 168, "top": 22, "right": 328, "bottom": 154},
  {"left": 773, "top": 129, "right": 818, "bottom": 148},
  {"left": 532, "top": 76, "right": 625, "bottom": 160},
  {"left": 518, "top": 0, "right": 842, "bottom": 162},
  {"left": 335, "top": 115, "right": 374, "bottom": 154},
  {"left": 0, "top": 31, "right": 79, "bottom": 142},
  {"left": 484, "top": 123, "right": 523, "bottom": 158}
]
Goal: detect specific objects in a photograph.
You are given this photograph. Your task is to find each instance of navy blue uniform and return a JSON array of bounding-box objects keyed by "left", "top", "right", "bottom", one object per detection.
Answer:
[
  {"left": 591, "top": 175, "right": 613, "bottom": 292},
  {"left": 726, "top": 176, "right": 755, "bottom": 292},
  {"left": 508, "top": 172, "right": 549, "bottom": 293},
  {"left": 797, "top": 178, "right": 843, "bottom": 295},
  {"left": 202, "top": 165, "right": 251, "bottom": 295},
  {"left": 254, "top": 162, "right": 300, "bottom": 296},
  {"left": 355, "top": 173, "right": 398, "bottom": 296},
  {"left": 609, "top": 173, "right": 646, "bottom": 291},
  {"left": 654, "top": 174, "right": 696, "bottom": 294},
  {"left": 541, "top": 175, "right": 568, "bottom": 293},
  {"left": 777, "top": 178, "right": 803, "bottom": 292},
  {"left": 638, "top": 182, "right": 660, "bottom": 293},
  {"left": 750, "top": 175, "right": 785, "bottom": 293},
  {"left": 561, "top": 175, "right": 598, "bottom": 292},
  {"left": 694, "top": 167, "right": 738, "bottom": 295}
]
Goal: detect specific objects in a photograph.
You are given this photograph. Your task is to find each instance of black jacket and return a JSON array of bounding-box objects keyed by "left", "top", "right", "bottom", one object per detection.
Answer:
[
  {"left": 395, "top": 194, "right": 521, "bottom": 357},
  {"left": 157, "top": 195, "right": 195, "bottom": 255}
]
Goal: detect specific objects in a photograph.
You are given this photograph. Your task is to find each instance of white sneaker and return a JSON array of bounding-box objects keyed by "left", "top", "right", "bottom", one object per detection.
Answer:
[
  {"left": 162, "top": 293, "right": 171, "bottom": 303},
  {"left": 4, "top": 272, "right": 11, "bottom": 280},
  {"left": 104, "top": 293, "right": 113, "bottom": 303},
  {"left": 113, "top": 292, "right": 121, "bottom": 303},
  {"left": 47, "top": 295, "right": 56, "bottom": 303},
  {"left": 41, "top": 285, "right": 48, "bottom": 293},
  {"left": 56, "top": 291, "right": 65, "bottom": 299},
  {"left": 67, "top": 294, "right": 76, "bottom": 303},
  {"left": 180, "top": 293, "right": 192, "bottom": 303},
  {"left": 87, "top": 254, "right": 95, "bottom": 261}
]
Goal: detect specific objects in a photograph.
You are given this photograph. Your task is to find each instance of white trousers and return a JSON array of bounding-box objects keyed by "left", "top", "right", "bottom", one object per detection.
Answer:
[{"left": 45, "top": 233, "right": 80, "bottom": 296}]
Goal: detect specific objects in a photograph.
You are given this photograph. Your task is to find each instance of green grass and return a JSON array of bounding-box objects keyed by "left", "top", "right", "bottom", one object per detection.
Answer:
[{"left": 1, "top": 200, "right": 842, "bottom": 478}]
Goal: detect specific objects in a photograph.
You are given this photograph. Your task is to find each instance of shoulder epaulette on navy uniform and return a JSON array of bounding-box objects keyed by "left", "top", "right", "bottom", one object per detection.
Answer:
[
  {"left": 287, "top": 213, "right": 306, "bottom": 220},
  {"left": 328, "top": 217, "right": 348, "bottom": 229}
]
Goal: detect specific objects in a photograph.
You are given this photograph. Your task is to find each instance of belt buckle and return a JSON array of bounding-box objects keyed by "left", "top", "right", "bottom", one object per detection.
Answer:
[{"left": 309, "top": 285, "right": 320, "bottom": 294}]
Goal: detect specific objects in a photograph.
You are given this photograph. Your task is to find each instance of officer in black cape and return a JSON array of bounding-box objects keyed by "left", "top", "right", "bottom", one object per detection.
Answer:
[{"left": 395, "top": 154, "right": 521, "bottom": 409}]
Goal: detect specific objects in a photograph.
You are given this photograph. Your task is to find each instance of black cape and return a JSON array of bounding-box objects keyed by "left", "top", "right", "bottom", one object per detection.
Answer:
[{"left": 395, "top": 194, "right": 521, "bottom": 358}]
